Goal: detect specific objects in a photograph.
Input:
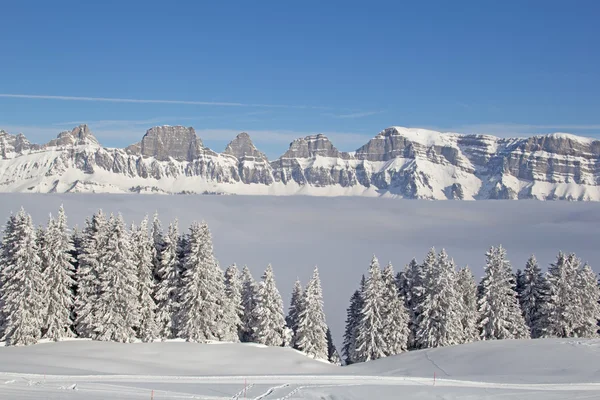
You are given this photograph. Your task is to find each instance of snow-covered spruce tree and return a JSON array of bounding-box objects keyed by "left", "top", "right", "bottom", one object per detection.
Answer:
[
  {"left": 341, "top": 275, "right": 364, "bottom": 365},
  {"left": 514, "top": 269, "right": 525, "bottom": 297},
  {"left": 74, "top": 210, "right": 107, "bottom": 338},
  {"left": 353, "top": 256, "right": 386, "bottom": 362},
  {"left": 95, "top": 214, "right": 139, "bottom": 342},
  {"left": 224, "top": 264, "right": 244, "bottom": 341},
  {"left": 251, "top": 264, "right": 287, "bottom": 346},
  {"left": 222, "top": 264, "right": 244, "bottom": 342},
  {"left": 415, "top": 249, "right": 463, "bottom": 348},
  {"left": 0, "top": 209, "right": 45, "bottom": 345},
  {"left": 519, "top": 255, "right": 549, "bottom": 338},
  {"left": 132, "top": 217, "right": 159, "bottom": 342},
  {"left": 42, "top": 206, "right": 76, "bottom": 340},
  {"left": 404, "top": 256, "right": 427, "bottom": 349},
  {"left": 178, "top": 222, "right": 228, "bottom": 342},
  {"left": 286, "top": 279, "right": 304, "bottom": 344},
  {"left": 575, "top": 264, "right": 600, "bottom": 338},
  {"left": 295, "top": 267, "right": 328, "bottom": 359},
  {"left": 381, "top": 262, "right": 410, "bottom": 355},
  {"left": 326, "top": 327, "right": 342, "bottom": 365},
  {"left": 151, "top": 212, "right": 165, "bottom": 280},
  {"left": 456, "top": 266, "right": 479, "bottom": 343},
  {"left": 240, "top": 265, "right": 258, "bottom": 342},
  {"left": 0, "top": 214, "right": 18, "bottom": 339},
  {"left": 478, "top": 246, "right": 529, "bottom": 340},
  {"left": 543, "top": 252, "right": 581, "bottom": 338},
  {"left": 155, "top": 219, "right": 182, "bottom": 339}
]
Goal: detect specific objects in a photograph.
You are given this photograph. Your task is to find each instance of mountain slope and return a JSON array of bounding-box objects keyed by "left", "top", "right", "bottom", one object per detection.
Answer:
[{"left": 0, "top": 124, "right": 598, "bottom": 200}]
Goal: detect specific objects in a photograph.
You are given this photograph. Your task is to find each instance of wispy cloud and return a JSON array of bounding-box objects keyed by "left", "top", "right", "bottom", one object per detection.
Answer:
[
  {"left": 323, "top": 110, "right": 384, "bottom": 119},
  {"left": 0, "top": 93, "right": 328, "bottom": 110}
]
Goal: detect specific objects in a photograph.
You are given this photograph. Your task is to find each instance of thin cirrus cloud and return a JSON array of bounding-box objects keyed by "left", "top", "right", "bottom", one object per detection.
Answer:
[
  {"left": 0, "top": 93, "right": 329, "bottom": 110},
  {"left": 322, "top": 110, "right": 385, "bottom": 119}
]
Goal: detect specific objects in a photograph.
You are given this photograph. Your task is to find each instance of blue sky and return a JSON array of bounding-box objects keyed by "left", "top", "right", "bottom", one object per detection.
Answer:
[{"left": 1, "top": 0, "right": 599, "bottom": 159}]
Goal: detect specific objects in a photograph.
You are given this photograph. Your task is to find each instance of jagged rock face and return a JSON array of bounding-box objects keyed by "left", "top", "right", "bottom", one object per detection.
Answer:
[
  {"left": 1, "top": 125, "right": 600, "bottom": 200},
  {"left": 126, "top": 126, "right": 203, "bottom": 162}
]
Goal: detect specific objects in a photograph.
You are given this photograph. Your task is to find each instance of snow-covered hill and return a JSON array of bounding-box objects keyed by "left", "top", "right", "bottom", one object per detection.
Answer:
[
  {"left": 1, "top": 124, "right": 599, "bottom": 199},
  {"left": 0, "top": 339, "right": 598, "bottom": 399}
]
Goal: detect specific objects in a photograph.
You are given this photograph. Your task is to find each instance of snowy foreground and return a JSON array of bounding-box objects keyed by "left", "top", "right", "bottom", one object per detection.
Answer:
[{"left": 0, "top": 339, "right": 598, "bottom": 399}]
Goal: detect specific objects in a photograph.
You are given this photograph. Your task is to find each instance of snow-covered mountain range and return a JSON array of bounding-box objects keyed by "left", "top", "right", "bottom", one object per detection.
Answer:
[{"left": 1, "top": 124, "right": 599, "bottom": 200}]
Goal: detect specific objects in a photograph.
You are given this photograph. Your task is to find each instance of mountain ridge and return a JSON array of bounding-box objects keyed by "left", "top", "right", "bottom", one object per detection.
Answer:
[{"left": 0, "top": 124, "right": 598, "bottom": 200}]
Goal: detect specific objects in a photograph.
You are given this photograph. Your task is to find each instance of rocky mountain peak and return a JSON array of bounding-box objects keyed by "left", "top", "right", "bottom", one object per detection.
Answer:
[
  {"left": 224, "top": 132, "right": 268, "bottom": 161},
  {"left": 281, "top": 134, "right": 350, "bottom": 159},
  {"left": 46, "top": 124, "right": 100, "bottom": 148},
  {"left": 126, "top": 125, "right": 203, "bottom": 162}
]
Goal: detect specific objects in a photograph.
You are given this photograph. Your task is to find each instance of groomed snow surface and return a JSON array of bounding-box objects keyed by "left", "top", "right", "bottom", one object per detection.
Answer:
[{"left": 0, "top": 339, "right": 598, "bottom": 399}]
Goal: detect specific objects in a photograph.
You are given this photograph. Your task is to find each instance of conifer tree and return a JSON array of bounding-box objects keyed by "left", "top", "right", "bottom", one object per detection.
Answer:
[
  {"left": 575, "top": 264, "right": 600, "bottom": 338},
  {"left": 224, "top": 264, "right": 244, "bottom": 340},
  {"left": 381, "top": 262, "right": 410, "bottom": 355},
  {"left": 478, "top": 246, "right": 529, "bottom": 340},
  {"left": 0, "top": 209, "right": 45, "bottom": 345},
  {"left": 415, "top": 249, "right": 463, "bottom": 348},
  {"left": 341, "top": 276, "right": 364, "bottom": 365},
  {"left": 544, "top": 252, "right": 581, "bottom": 338},
  {"left": 74, "top": 211, "right": 107, "bottom": 337},
  {"left": 519, "top": 255, "right": 549, "bottom": 338},
  {"left": 404, "top": 256, "right": 427, "bottom": 349},
  {"left": 132, "top": 217, "right": 159, "bottom": 342},
  {"left": 151, "top": 212, "right": 165, "bottom": 280},
  {"left": 155, "top": 220, "right": 182, "bottom": 339},
  {"left": 353, "top": 256, "right": 386, "bottom": 362},
  {"left": 251, "top": 264, "right": 287, "bottom": 346},
  {"left": 326, "top": 327, "right": 342, "bottom": 365},
  {"left": 286, "top": 279, "right": 303, "bottom": 344},
  {"left": 456, "top": 266, "right": 479, "bottom": 343},
  {"left": 178, "top": 222, "right": 227, "bottom": 342},
  {"left": 42, "top": 206, "right": 76, "bottom": 340},
  {"left": 95, "top": 214, "right": 139, "bottom": 342},
  {"left": 295, "top": 267, "right": 328, "bottom": 360},
  {"left": 240, "top": 265, "right": 258, "bottom": 342}
]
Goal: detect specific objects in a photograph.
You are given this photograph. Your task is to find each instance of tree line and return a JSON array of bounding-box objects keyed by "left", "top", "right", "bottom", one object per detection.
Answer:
[
  {"left": 0, "top": 207, "right": 339, "bottom": 364},
  {"left": 343, "top": 247, "right": 600, "bottom": 364},
  {"left": 0, "top": 207, "right": 598, "bottom": 367}
]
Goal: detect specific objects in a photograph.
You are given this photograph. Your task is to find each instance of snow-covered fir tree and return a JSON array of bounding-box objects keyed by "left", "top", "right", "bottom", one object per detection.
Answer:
[
  {"left": 178, "top": 222, "right": 228, "bottom": 342},
  {"left": 353, "top": 256, "right": 386, "bottom": 362},
  {"left": 155, "top": 220, "right": 182, "bottom": 339},
  {"left": 150, "top": 212, "right": 165, "bottom": 280},
  {"left": 251, "top": 264, "right": 287, "bottom": 346},
  {"left": 224, "top": 264, "right": 244, "bottom": 341},
  {"left": 544, "top": 252, "right": 582, "bottom": 338},
  {"left": 514, "top": 269, "right": 525, "bottom": 297},
  {"left": 294, "top": 267, "right": 328, "bottom": 360},
  {"left": 341, "top": 275, "right": 364, "bottom": 365},
  {"left": 415, "top": 249, "right": 463, "bottom": 348},
  {"left": 403, "top": 257, "right": 427, "bottom": 349},
  {"left": 94, "top": 214, "right": 139, "bottom": 342},
  {"left": 240, "top": 265, "right": 258, "bottom": 342},
  {"left": 575, "top": 263, "right": 600, "bottom": 338},
  {"left": 42, "top": 206, "right": 76, "bottom": 340},
  {"left": 380, "top": 262, "right": 410, "bottom": 355},
  {"left": 326, "top": 327, "right": 342, "bottom": 365},
  {"left": 286, "top": 279, "right": 303, "bottom": 344},
  {"left": 456, "top": 266, "right": 479, "bottom": 343},
  {"left": 478, "top": 246, "right": 529, "bottom": 340},
  {"left": 519, "top": 255, "right": 549, "bottom": 338},
  {"left": 131, "top": 217, "right": 159, "bottom": 342},
  {"left": 0, "top": 209, "right": 45, "bottom": 345},
  {"left": 74, "top": 211, "right": 107, "bottom": 338}
]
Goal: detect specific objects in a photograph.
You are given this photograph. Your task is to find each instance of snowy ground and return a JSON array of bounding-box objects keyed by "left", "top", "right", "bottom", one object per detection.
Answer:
[
  {"left": 1, "top": 193, "right": 600, "bottom": 348},
  {"left": 0, "top": 339, "right": 598, "bottom": 399}
]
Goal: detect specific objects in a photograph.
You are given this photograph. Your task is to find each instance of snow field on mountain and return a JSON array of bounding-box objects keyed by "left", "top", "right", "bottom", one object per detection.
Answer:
[{"left": 0, "top": 339, "right": 599, "bottom": 399}]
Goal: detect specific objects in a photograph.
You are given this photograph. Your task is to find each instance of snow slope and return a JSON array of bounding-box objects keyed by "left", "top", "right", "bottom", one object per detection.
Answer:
[{"left": 0, "top": 339, "right": 598, "bottom": 399}]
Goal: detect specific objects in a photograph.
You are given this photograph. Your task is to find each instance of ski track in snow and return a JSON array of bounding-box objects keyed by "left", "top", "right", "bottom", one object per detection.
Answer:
[{"left": 1, "top": 372, "right": 599, "bottom": 399}]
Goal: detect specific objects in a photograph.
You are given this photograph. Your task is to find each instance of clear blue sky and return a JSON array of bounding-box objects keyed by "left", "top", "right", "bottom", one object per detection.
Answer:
[{"left": 1, "top": 0, "right": 599, "bottom": 158}]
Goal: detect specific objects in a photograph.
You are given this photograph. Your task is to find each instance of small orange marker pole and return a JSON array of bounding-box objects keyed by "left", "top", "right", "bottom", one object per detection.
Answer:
[
  {"left": 151, "top": 389, "right": 154, "bottom": 399},
  {"left": 433, "top": 371, "right": 436, "bottom": 386}
]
